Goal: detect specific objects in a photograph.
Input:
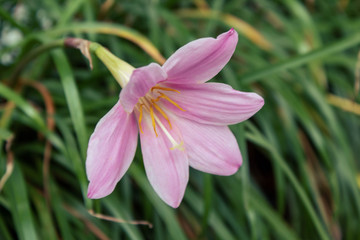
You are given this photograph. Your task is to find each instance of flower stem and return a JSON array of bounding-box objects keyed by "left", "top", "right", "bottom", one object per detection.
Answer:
[{"left": 7, "top": 39, "right": 65, "bottom": 87}]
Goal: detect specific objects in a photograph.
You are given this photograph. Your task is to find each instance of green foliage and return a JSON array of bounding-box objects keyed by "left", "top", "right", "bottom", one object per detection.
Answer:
[{"left": 1, "top": 0, "right": 360, "bottom": 239}]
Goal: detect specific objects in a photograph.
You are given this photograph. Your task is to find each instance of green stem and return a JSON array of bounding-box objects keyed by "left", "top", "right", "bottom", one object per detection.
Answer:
[
  {"left": 7, "top": 39, "right": 65, "bottom": 87},
  {"left": 241, "top": 32, "right": 360, "bottom": 84},
  {"left": 1, "top": 22, "right": 165, "bottom": 64}
]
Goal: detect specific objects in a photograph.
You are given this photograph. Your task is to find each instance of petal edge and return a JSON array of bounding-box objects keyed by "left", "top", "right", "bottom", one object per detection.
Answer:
[
  {"left": 86, "top": 102, "right": 138, "bottom": 199},
  {"left": 173, "top": 115, "right": 242, "bottom": 175},
  {"left": 163, "top": 29, "right": 238, "bottom": 84}
]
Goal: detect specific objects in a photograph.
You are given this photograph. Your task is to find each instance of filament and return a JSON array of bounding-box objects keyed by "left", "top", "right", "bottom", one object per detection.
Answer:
[
  {"left": 151, "top": 86, "right": 180, "bottom": 93},
  {"left": 138, "top": 104, "right": 144, "bottom": 134},
  {"left": 158, "top": 93, "right": 186, "bottom": 111},
  {"left": 137, "top": 86, "right": 185, "bottom": 144},
  {"left": 149, "top": 105, "right": 158, "bottom": 137},
  {"left": 151, "top": 100, "right": 172, "bottom": 129}
]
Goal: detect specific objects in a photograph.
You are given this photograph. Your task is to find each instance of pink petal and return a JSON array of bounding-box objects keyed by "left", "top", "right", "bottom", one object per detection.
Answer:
[
  {"left": 86, "top": 101, "right": 138, "bottom": 199},
  {"left": 174, "top": 115, "right": 242, "bottom": 175},
  {"left": 120, "top": 63, "right": 167, "bottom": 113},
  {"left": 162, "top": 29, "right": 238, "bottom": 84},
  {"left": 161, "top": 82, "right": 264, "bottom": 125},
  {"left": 137, "top": 112, "right": 189, "bottom": 208}
]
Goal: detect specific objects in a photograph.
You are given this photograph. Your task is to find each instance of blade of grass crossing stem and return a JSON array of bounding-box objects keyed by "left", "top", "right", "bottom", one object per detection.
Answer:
[
  {"left": 60, "top": 191, "right": 106, "bottom": 238},
  {"left": 219, "top": 174, "right": 296, "bottom": 239},
  {"left": 153, "top": 214, "right": 165, "bottom": 240},
  {"left": 223, "top": 66, "right": 257, "bottom": 238},
  {"left": 230, "top": 122, "right": 258, "bottom": 239},
  {"left": 103, "top": 196, "right": 144, "bottom": 240},
  {"left": 298, "top": 75, "right": 356, "bottom": 214},
  {"left": 50, "top": 178, "right": 73, "bottom": 240},
  {"left": 55, "top": 117, "right": 89, "bottom": 207},
  {"left": 245, "top": 122, "right": 330, "bottom": 240},
  {"left": 0, "top": 83, "right": 45, "bottom": 129},
  {"left": 216, "top": 178, "right": 252, "bottom": 238},
  {"left": 129, "top": 164, "right": 187, "bottom": 240},
  {"left": 213, "top": 194, "right": 248, "bottom": 238},
  {"left": 51, "top": 49, "right": 88, "bottom": 159},
  {"left": 269, "top": 79, "right": 331, "bottom": 166},
  {"left": 334, "top": 145, "right": 360, "bottom": 217},
  {"left": 223, "top": 67, "right": 258, "bottom": 237},
  {"left": 185, "top": 188, "right": 237, "bottom": 240},
  {"left": 3, "top": 163, "right": 39, "bottom": 240},
  {"left": 0, "top": 215, "right": 12, "bottom": 240},
  {"left": 0, "top": 83, "right": 66, "bottom": 154},
  {"left": 248, "top": 188, "right": 300, "bottom": 240},
  {"left": 200, "top": 174, "right": 213, "bottom": 238},
  {"left": 303, "top": 75, "right": 354, "bottom": 163},
  {"left": 178, "top": 205, "right": 202, "bottom": 237},
  {"left": 257, "top": 108, "right": 286, "bottom": 213},
  {"left": 30, "top": 188, "right": 58, "bottom": 240}
]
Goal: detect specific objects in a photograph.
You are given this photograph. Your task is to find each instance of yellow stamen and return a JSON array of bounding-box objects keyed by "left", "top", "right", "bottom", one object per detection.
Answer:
[
  {"left": 151, "top": 100, "right": 172, "bottom": 129},
  {"left": 149, "top": 105, "right": 158, "bottom": 137},
  {"left": 151, "top": 93, "right": 185, "bottom": 112},
  {"left": 137, "top": 86, "right": 184, "bottom": 139},
  {"left": 138, "top": 104, "right": 144, "bottom": 134},
  {"left": 158, "top": 93, "right": 186, "bottom": 111},
  {"left": 151, "top": 86, "right": 180, "bottom": 93}
]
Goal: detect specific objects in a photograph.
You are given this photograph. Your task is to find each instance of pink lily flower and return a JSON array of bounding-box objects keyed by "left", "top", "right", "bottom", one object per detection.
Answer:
[{"left": 86, "top": 29, "right": 264, "bottom": 208}]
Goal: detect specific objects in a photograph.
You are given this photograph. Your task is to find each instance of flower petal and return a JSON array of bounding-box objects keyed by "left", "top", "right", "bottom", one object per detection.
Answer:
[
  {"left": 160, "top": 82, "right": 264, "bottom": 125},
  {"left": 162, "top": 29, "right": 238, "bottom": 84},
  {"left": 174, "top": 115, "right": 242, "bottom": 175},
  {"left": 120, "top": 63, "right": 167, "bottom": 113},
  {"left": 138, "top": 112, "right": 189, "bottom": 208},
  {"left": 86, "top": 101, "right": 138, "bottom": 199}
]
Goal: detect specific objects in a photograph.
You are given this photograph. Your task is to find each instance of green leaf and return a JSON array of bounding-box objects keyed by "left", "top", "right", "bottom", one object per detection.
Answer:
[
  {"left": 51, "top": 49, "right": 88, "bottom": 159},
  {"left": 3, "top": 163, "right": 39, "bottom": 240}
]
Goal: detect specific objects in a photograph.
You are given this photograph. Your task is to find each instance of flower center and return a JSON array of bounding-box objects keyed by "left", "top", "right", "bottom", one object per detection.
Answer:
[{"left": 136, "top": 86, "right": 185, "bottom": 150}]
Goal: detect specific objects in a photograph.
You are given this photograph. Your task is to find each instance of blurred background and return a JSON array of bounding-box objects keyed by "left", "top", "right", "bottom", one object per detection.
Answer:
[{"left": 1, "top": 0, "right": 360, "bottom": 239}]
